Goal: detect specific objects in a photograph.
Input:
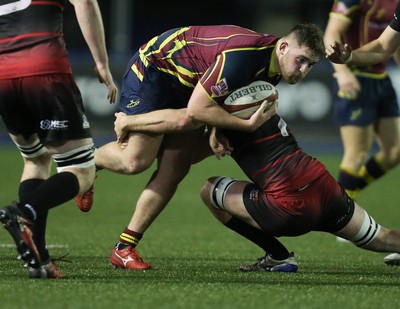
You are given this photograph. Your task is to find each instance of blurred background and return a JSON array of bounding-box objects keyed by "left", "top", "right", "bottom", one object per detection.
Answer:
[{"left": 2, "top": 0, "right": 400, "bottom": 153}]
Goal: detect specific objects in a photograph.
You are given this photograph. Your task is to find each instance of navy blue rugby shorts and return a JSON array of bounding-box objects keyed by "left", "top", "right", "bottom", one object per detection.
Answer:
[
  {"left": 333, "top": 75, "right": 399, "bottom": 126},
  {"left": 119, "top": 53, "right": 191, "bottom": 116}
]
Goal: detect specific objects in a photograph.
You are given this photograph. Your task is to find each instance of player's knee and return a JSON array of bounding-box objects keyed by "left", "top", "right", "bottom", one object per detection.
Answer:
[
  {"left": 200, "top": 177, "right": 215, "bottom": 205},
  {"left": 204, "top": 176, "right": 237, "bottom": 210},
  {"left": 122, "top": 157, "right": 154, "bottom": 175}
]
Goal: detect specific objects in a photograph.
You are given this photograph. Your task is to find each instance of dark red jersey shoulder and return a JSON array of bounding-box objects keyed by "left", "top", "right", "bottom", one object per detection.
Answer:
[
  {"left": 0, "top": 0, "right": 66, "bottom": 52},
  {"left": 0, "top": 1, "right": 71, "bottom": 78}
]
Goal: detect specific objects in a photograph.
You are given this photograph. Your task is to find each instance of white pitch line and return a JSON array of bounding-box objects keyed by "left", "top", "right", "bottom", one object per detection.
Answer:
[{"left": 0, "top": 243, "right": 69, "bottom": 249}]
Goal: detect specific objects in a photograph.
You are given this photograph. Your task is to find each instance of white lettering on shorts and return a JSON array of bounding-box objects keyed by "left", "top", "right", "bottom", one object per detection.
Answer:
[
  {"left": 40, "top": 120, "right": 69, "bottom": 130},
  {"left": 82, "top": 115, "right": 90, "bottom": 129}
]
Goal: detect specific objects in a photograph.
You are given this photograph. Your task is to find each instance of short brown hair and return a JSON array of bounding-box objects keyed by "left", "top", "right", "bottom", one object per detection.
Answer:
[{"left": 287, "top": 23, "right": 325, "bottom": 61}]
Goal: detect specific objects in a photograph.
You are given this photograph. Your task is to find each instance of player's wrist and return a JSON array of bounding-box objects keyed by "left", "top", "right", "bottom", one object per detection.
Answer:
[{"left": 344, "top": 52, "right": 352, "bottom": 64}]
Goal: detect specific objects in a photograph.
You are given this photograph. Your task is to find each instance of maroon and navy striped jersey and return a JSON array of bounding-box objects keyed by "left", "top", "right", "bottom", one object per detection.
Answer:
[
  {"left": 330, "top": 0, "right": 397, "bottom": 75},
  {"left": 0, "top": 0, "right": 71, "bottom": 78},
  {"left": 131, "top": 25, "right": 282, "bottom": 105}
]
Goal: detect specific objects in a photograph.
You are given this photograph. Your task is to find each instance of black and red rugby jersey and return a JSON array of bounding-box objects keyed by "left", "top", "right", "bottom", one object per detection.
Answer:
[
  {"left": 224, "top": 114, "right": 327, "bottom": 196},
  {"left": 0, "top": 0, "right": 71, "bottom": 78}
]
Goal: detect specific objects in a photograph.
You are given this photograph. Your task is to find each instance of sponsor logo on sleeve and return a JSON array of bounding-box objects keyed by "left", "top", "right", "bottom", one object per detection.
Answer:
[{"left": 211, "top": 78, "right": 229, "bottom": 96}]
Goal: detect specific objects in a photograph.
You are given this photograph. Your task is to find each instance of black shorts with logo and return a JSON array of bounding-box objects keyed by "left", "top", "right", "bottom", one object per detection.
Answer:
[
  {"left": 243, "top": 171, "right": 355, "bottom": 237},
  {"left": 0, "top": 73, "right": 91, "bottom": 143}
]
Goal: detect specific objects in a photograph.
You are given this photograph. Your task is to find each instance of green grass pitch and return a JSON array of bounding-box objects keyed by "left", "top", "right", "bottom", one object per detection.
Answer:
[{"left": 0, "top": 147, "right": 400, "bottom": 309}]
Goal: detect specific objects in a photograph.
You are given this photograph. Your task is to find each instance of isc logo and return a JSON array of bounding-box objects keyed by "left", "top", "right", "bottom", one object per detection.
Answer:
[{"left": 40, "top": 120, "right": 69, "bottom": 130}]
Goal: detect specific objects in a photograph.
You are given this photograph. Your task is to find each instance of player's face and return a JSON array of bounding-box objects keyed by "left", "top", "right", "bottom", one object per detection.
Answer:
[{"left": 279, "top": 45, "right": 317, "bottom": 84}]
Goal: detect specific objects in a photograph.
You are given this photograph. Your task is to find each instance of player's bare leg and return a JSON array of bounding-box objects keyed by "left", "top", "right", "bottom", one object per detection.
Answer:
[
  {"left": 338, "top": 125, "right": 373, "bottom": 200},
  {"left": 335, "top": 203, "right": 400, "bottom": 257},
  {"left": 95, "top": 133, "right": 164, "bottom": 175},
  {"left": 75, "top": 132, "right": 164, "bottom": 211},
  {"left": 373, "top": 117, "right": 400, "bottom": 175},
  {"left": 127, "top": 131, "right": 208, "bottom": 232},
  {"left": 1, "top": 134, "right": 95, "bottom": 278},
  {"left": 110, "top": 128, "right": 211, "bottom": 270}
]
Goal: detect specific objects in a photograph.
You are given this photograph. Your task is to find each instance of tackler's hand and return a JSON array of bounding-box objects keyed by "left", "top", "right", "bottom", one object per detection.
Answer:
[
  {"left": 209, "top": 127, "right": 233, "bottom": 160},
  {"left": 114, "top": 112, "right": 129, "bottom": 145}
]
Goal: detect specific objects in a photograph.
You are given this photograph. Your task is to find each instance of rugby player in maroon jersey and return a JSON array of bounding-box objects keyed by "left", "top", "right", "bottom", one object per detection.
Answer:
[{"left": 89, "top": 24, "right": 325, "bottom": 270}]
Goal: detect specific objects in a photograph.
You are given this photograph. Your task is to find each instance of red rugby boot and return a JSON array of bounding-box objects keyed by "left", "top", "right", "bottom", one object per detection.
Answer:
[{"left": 110, "top": 245, "right": 152, "bottom": 270}]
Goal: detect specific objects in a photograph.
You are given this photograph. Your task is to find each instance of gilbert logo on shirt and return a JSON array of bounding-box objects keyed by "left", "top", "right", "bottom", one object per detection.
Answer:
[{"left": 211, "top": 78, "right": 229, "bottom": 96}]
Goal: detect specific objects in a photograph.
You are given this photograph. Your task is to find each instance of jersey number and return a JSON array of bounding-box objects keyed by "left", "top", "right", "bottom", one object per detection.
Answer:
[
  {"left": 278, "top": 117, "right": 289, "bottom": 137},
  {"left": 0, "top": 0, "right": 31, "bottom": 16}
]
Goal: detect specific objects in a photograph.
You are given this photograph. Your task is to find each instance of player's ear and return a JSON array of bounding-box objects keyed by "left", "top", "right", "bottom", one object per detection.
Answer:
[{"left": 279, "top": 41, "right": 288, "bottom": 54}]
